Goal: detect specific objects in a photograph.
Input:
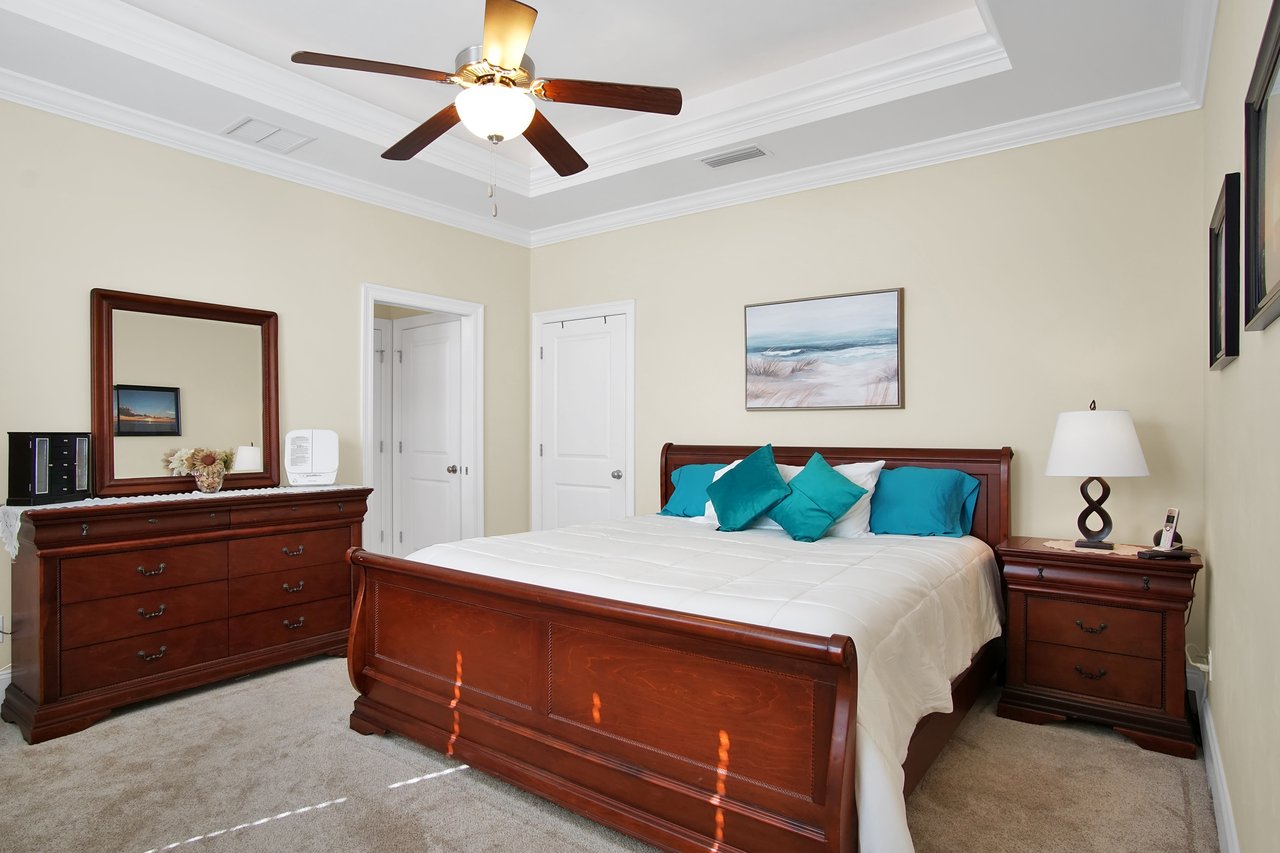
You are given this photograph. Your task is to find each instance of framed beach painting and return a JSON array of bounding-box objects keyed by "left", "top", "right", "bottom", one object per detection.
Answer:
[
  {"left": 745, "top": 288, "right": 903, "bottom": 410},
  {"left": 114, "top": 384, "right": 181, "bottom": 436}
]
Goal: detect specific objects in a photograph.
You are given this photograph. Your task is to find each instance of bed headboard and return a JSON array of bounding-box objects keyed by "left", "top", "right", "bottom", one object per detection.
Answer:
[{"left": 659, "top": 443, "right": 1013, "bottom": 549}]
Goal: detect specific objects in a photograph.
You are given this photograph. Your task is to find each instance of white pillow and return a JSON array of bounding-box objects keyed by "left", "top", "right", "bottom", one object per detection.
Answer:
[{"left": 824, "top": 460, "right": 887, "bottom": 538}]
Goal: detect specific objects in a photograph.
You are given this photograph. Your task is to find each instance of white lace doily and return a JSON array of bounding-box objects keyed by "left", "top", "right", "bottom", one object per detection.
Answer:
[
  {"left": 1043, "top": 539, "right": 1142, "bottom": 557},
  {"left": 1, "top": 485, "right": 360, "bottom": 560}
]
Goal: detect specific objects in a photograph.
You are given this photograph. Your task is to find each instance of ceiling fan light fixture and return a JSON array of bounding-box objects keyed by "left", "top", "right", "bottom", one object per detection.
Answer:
[{"left": 455, "top": 83, "right": 535, "bottom": 143}]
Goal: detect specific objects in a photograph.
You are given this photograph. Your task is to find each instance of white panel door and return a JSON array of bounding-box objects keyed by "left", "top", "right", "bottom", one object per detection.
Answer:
[
  {"left": 365, "top": 319, "right": 393, "bottom": 553},
  {"left": 394, "top": 317, "right": 462, "bottom": 555},
  {"left": 540, "top": 315, "right": 627, "bottom": 529}
]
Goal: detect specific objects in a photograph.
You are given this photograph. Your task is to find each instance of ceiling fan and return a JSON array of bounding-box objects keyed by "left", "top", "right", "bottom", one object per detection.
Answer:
[{"left": 292, "top": 0, "right": 682, "bottom": 177}]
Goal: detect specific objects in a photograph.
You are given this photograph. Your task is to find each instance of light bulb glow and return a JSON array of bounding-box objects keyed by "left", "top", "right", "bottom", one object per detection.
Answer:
[{"left": 454, "top": 84, "right": 534, "bottom": 142}]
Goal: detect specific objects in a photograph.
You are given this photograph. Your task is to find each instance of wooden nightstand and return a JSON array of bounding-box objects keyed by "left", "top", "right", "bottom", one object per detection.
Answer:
[{"left": 996, "top": 536, "right": 1203, "bottom": 758}]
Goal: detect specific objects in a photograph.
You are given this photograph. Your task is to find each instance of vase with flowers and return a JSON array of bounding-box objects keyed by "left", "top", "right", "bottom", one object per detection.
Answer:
[{"left": 163, "top": 447, "right": 236, "bottom": 493}]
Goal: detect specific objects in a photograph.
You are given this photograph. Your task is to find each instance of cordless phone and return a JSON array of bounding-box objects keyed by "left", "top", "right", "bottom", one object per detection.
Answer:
[{"left": 1156, "top": 507, "right": 1180, "bottom": 551}]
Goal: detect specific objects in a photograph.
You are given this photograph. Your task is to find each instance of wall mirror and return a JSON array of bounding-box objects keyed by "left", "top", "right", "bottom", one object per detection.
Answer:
[{"left": 91, "top": 289, "right": 280, "bottom": 497}]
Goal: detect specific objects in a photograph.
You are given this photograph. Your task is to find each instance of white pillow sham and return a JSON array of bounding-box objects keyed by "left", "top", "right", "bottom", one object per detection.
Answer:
[{"left": 697, "top": 457, "right": 885, "bottom": 538}]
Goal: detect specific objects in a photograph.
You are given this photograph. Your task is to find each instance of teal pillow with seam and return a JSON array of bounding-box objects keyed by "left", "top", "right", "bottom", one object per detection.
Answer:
[
  {"left": 767, "top": 453, "right": 868, "bottom": 542},
  {"left": 869, "top": 466, "right": 980, "bottom": 537},
  {"left": 659, "top": 463, "right": 723, "bottom": 517},
  {"left": 705, "top": 444, "right": 790, "bottom": 531}
]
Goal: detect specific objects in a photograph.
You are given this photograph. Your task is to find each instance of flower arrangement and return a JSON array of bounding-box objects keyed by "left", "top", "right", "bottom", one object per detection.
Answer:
[{"left": 163, "top": 447, "right": 236, "bottom": 492}]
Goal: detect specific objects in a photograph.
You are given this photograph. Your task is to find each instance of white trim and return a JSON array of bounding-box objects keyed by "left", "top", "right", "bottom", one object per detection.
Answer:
[
  {"left": 1199, "top": 697, "right": 1240, "bottom": 853},
  {"left": 360, "top": 284, "right": 484, "bottom": 539},
  {"left": 1179, "top": 0, "right": 1219, "bottom": 107},
  {"left": 0, "top": 664, "right": 10, "bottom": 693},
  {"left": 529, "top": 83, "right": 1201, "bottom": 247},
  {"left": 530, "top": 301, "right": 636, "bottom": 530}
]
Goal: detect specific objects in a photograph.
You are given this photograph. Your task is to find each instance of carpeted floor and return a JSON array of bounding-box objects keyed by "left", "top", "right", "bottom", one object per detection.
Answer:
[{"left": 0, "top": 658, "right": 1218, "bottom": 852}]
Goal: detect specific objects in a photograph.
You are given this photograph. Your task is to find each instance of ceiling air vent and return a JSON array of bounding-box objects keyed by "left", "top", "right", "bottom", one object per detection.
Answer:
[
  {"left": 700, "top": 146, "right": 768, "bottom": 169},
  {"left": 223, "top": 117, "right": 315, "bottom": 154}
]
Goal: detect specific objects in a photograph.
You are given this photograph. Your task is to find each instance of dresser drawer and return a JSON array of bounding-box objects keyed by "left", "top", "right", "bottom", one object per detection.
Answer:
[
  {"left": 1025, "top": 642, "right": 1162, "bottom": 709},
  {"left": 62, "top": 621, "right": 228, "bottom": 695},
  {"left": 230, "top": 497, "right": 366, "bottom": 527},
  {"left": 228, "top": 528, "right": 351, "bottom": 577},
  {"left": 227, "top": 563, "right": 350, "bottom": 616},
  {"left": 61, "top": 542, "right": 228, "bottom": 603},
  {"left": 229, "top": 596, "right": 349, "bottom": 655},
  {"left": 62, "top": 581, "right": 228, "bottom": 649},
  {"left": 45, "top": 509, "right": 230, "bottom": 545},
  {"left": 1026, "top": 597, "right": 1162, "bottom": 659}
]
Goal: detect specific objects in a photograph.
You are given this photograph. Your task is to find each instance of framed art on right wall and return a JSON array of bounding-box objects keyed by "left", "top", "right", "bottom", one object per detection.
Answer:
[
  {"left": 1244, "top": 0, "right": 1280, "bottom": 331},
  {"left": 1210, "top": 172, "right": 1240, "bottom": 369}
]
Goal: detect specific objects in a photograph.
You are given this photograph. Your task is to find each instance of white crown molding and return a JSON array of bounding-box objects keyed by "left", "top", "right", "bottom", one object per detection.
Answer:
[
  {"left": 527, "top": 8, "right": 1009, "bottom": 193},
  {"left": 530, "top": 83, "right": 1200, "bottom": 247},
  {"left": 0, "top": 66, "right": 530, "bottom": 246},
  {"left": 1180, "top": 0, "right": 1218, "bottom": 106}
]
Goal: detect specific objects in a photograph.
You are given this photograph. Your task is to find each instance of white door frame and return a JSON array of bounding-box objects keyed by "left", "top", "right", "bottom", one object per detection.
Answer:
[
  {"left": 361, "top": 283, "right": 484, "bottom": 539},
  {"left": 530, "top": 300, "right": 635, "bottom": 530}
]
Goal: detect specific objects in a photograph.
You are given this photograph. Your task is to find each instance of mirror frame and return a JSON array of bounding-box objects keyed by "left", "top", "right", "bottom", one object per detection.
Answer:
[{"left": 91, "top": 288, "right": 281, "bottom": 497}]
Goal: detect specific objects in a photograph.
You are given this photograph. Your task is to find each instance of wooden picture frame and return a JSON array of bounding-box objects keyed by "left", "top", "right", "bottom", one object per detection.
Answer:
[
  {"left": 1244, "top": 0, "right": 1280, "bottom": 331},
  {"left": 113, "top": 384, "right": 181, "bottom": 436},
  {"left": 1210, "top": 173, "right": 1240, "bottom": 369},
  {"left": 744, "top": 288, "right": 903, "bottom": 410}
]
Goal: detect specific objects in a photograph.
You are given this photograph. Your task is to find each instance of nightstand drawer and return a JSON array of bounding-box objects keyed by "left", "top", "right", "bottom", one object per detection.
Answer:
[
  {"left": 1026, "top": 597, "right": 1162, "bottom": 659},
  {"left": 1025, "top": 642, "right": 1162, "bottom": 708}
]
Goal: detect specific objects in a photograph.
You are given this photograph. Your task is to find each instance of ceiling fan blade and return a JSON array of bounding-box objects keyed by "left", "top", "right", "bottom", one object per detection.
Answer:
[
  {"left": 524, "top": 109, "right": 587, "bottom": 176},
  {"left": 535, "top": 79, "right": 682, "bottom": 115},
  {"left": 292, "top": 51, "right": 454, "bottom": 84},
  {"left": 482, "top": 0, "right": 537, "bottom": 71},
  {"left": 382, "top": 104, "right": 461, "bottom": 160}
]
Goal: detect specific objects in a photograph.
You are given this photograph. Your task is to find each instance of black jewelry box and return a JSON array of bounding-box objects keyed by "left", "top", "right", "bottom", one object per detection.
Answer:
[{"left": 7, "top": 432, "right": 92, "bottom": 506}]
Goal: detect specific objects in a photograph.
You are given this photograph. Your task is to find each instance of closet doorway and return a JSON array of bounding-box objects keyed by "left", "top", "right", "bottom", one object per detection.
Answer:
[{"left": 362, "top": 285, "right": 484, "bottom": 555}]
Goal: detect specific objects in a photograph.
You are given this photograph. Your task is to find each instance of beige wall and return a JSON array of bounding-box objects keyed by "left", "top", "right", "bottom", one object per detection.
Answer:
[
  {"left": 1200, "top": 1, "right": 1280, "bottom": 849},
  {"left": 533, "top": 113, "right": 1206, "bottom": 584},
  {"left": 0, "top": 100, "right": 532, "bottom": 672}
]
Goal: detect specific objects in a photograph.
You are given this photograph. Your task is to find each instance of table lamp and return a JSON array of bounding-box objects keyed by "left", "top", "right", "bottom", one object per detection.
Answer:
[{"left": 1044, "top": 401, "right": 1149, "bottom": 550}]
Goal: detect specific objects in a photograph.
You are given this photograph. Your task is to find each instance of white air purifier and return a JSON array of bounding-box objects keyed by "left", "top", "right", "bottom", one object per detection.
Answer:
[{"left": 284, "top": 429, "right": 339, "bottom": 486}]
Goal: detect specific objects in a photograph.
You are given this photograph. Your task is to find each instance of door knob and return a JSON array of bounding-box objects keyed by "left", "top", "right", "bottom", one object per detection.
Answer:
[
  {"left": 447, "top": 464, "right": 459, "bottom": 474},
  {"left": 611, "top": 469, "right": 623, "bottom": 480}
]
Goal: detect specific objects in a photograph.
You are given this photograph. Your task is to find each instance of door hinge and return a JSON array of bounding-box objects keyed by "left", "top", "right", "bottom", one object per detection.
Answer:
[
  {"left": 399, "top": 531, "right": 403, "bottom": 543},
  {"left": 380, "top": 530, "right": 384, "bottom": 543},
  {"left": 539, "top": 443, "right": 543, "bottom": 457},
  {"left": 539, "top": 346, "right": 543, "bottom": 360},
  {"left": 397, "top": 349, "right": 403, "bottom": 363},
  {"left": 398, "top": 441, "right": 403, "bottom": 453},
  {"left": 379, "top": 440, "right": 384, "bottom": 453}
]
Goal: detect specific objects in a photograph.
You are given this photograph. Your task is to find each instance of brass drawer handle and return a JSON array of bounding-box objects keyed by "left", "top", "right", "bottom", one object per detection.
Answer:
[
  {"left": 1074, "top": 665, "right": 1107, "bottom": 680},
  {"left": 137, "top": 603, "right": 167, "bottom": 620},
  {"left": 281, "top": 545, "right": 305, "bottom": 557},
  {"left": 283, "top": 616, "right": 306, "bottom": 630},
  {"left": 282, "top": 580, "right": 305, "bottom": 593},
  {"left": 136, "top": 562, "right": 167, "bottom": 577},
  {"left": 1074, "top": 619, "right": 1107, "bottom": 635},
  {"left": 137, "top": 645, "right": 168, "bottom": 662}
]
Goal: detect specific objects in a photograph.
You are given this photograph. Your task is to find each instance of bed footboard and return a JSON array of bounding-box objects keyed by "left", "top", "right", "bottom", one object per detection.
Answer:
[{"left": 346, "top": 548, "right": 859, "bottom": 853}]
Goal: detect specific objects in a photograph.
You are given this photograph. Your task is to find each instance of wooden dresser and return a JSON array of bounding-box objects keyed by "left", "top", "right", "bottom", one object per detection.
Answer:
[
  {"left": 997, "top": 536, "right": 1202, "bottom": 757},
  {"left": 2, "top": 486, "right": 370, "bottom": 743}
]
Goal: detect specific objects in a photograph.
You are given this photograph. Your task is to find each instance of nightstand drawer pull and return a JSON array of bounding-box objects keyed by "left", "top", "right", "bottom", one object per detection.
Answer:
[
  {"left": 137, "top": 603, "right": 167, "bottom": 620},
  {"left": 136, "top": 562, "right": 167, "bottom": 577},
  {"left": 1074, "top": 665, "right": 1107, "bottom": 680},
  {"left": 283, "top": 616, "right": 306, "bottom": 630},
  {"left": 1074, "top": 619, "right": 1107, "bottom": 635},
  {"left": 281, "top": 545, "right": 305, "bottom": 557},
  {"left": 282, "top": 580, "right": 305, "bottom": 593},
  {"left": 137, "top": 645, "right": 168, "bottom": 662}
]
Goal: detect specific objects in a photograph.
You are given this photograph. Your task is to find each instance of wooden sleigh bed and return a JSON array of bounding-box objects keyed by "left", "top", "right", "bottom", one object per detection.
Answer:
[{"left": 345, "top": 444, "right": 1012, "bottom": 852}]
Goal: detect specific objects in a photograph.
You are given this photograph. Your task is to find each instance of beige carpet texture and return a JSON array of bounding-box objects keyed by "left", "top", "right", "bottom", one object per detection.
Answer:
[{"left": 0, "top": 658, "right": 1219, "bottom": 852}]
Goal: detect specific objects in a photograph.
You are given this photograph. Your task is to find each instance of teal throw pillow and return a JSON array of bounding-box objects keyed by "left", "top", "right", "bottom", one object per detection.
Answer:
[
  {"left": 659, "top": 463, "right": 723, "bottom": 517},
  {"left": 869, "top": 466, "right": 981, "bottom": 537},
  {"left": 767, "top": 453, "right": 868, "bottom": 542},
  {"left": 705, "top": 444, "right": 791, "bottom": 531}
]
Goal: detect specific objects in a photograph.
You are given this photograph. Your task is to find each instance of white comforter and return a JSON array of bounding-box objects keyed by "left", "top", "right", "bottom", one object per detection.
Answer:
[{"left": 406, "top": 515, "right": 1003, "bottom": 853}]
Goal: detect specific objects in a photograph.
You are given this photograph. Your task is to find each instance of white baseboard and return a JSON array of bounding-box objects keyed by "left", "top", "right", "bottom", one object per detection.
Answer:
[
  {"left": 1199, "top": 695, "right": 1240, "bottom": 853},
  {"left": 0, "top": 665, "right": 10, "bottom": 692}
]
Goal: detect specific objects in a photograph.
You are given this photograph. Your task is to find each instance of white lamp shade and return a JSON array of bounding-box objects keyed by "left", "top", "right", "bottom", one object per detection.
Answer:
[
  {"left": 1045, "top": 409, "right": 1149, "bottom": 477},
  {"left": 455, "top": 84, "right": 535, "bottom": 142},
  {"left": 231, "top": 445, "right": 263, "bottom": 473}
]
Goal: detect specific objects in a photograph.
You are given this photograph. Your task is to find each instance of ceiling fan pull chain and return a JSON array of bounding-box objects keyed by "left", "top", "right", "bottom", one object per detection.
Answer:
[{"left": 489, "top": 143, "right": 498, "bottom": 218}]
